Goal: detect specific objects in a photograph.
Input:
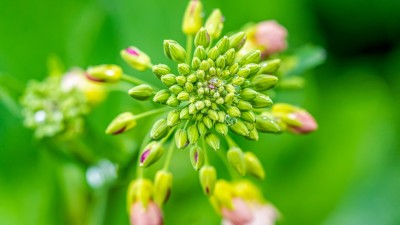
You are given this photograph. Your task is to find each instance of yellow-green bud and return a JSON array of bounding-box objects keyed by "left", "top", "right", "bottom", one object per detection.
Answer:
[
  {"left": 161, "top": 74, "right": 177, "bottom": 87},
  {"left": 229, "top": 63, "right": 240, "bottom": 75},
  {"left": 227, "top": 147, "right": 246, "bottom": 176},
  {"left": 227, "top": 106, "right": 241, "bottom": 118},
  {"left": 251, "top": 94, "right": 273, "bottom": 108},
  {"left": 216, "top": 36, "right": 230, "bottom": 54},
  {"left": 187, "top": 124, "right": 200, "bottom": 143},
  {"left": 203, "top": 117, "right": 213, "bottom": 129},
  {"left": 259, "top": 59, "right": 281, "bottom": 74},
  {"left": 164, "top": 40, "right": 187, "bottom": 63},
  {"left": 176, "top": 75, "right": 187, "bottom": 86},
  {"left": 216, "top": 56, "right": 226, "bottom": 69},
  {"left": 190, "top": 145, "right": 204, "bottom": 170},
  {"left": 208, "top": 47, "right": 219, "bottom": 60},
  {"left": 199, "top": 60, "right": 210, "bottom": 71},
  {"left": 195, "top": 101, "right": 205, "bottom": 110},
  {"left": 194, "top": 28, "right": 211, "bottom": 48},
  {"left": 241, "top": 111, "right": 256, "bottom": 123},
  {"left": 169, "top": 84, "right": 183, "bottom": 95},
  {"left": 192, "top": 57, "right": 201, "bottom": 70},
  {"left": 194, "top": 46, "right": 207, "bottom": 61},
  {"left": 153, "top": 89, "right": 170, "bottom": 104},
  {"left": 244, "top": 63, "right": 261, "bottom": 77},
  {"left": 167, "top": 110, "right": 180, "bottom": 127},
  {"left": 140, "top": 141, "right": 164, "bottom": 167},
  {"left": 150, "top": 119, "right": 169, "bottom": 140},
  {"left": 208, "top": 109, "right": 219, "bottom": 121},
  {"left": 215, "top": 122, "right": 228, "bottom": 135},
  {"left": 197, "top": 121, "right": 207, "bottom": 136},
  {"left": 243, "top": 121, "right": 255, "bottom": 130},
  {"left": 224, "top": 49, "right": 235, "bottom": 65},
  {"left": 229, "top": 32, "right": 246, "bottom": 51},
  {"left": 127, "top": 179, "right": 153, "bottom": 210},
  {"left": 178, "top": 63, "right": 191, "bottom": 76},
  {"left": 189, "top": 103, "right": 197, "bottom": 114},
  {"left": 185, "top": 82, "right": 194, "bottom": 92},
  {"left": 241, "top": 88, "right": 258, "bottom": 100},
  {"left": 166, "top": 95, "right": 180, "bottom": 107},
  {"left": 246, "top": 128, "right": 259, "bottom": 141},
  {"left": 244, "top": 152, "right": 265, "bottom": 179},
  {"left": 86, "top": 64, "right": 122, "bottom": 83},
  {"left": 224, "top": 92, "right": 235, "bottom": 104},
  {"left": 105, "top": 112, "right": 136, "bottom": 135},
  {"left": 180, "top": 107, "right": 190, "bottom": 119},
  {"left": 211, "top": 180, "right": 235, "bottom": 210},
  {"left": 229, "top": 120, "right": 249, "bottom": 136},
  {"left": 128, "top": 84, "right": 154, "bottom": 100},
  {"left": 175, "top": 129, "right": 188, "bottom": 149},
  {"left": 252, "top": 75, "right": 278, "bottom": 91},
  {"left": 239, "top": 50, "right": 261, "bottom": 65},
  {"left": 120, "top": 47, "right": 152, "bottom": 71},
  {"left": 205, "top": 9, "right": 224, "bottom": 39},
  {"left": 152, "top": 64, "right": 171, "bottom": 78},
  {"left": 255, "top": 114, "right": 282, "bottom": 133},
  {"left": 154, "top": 171, "right": 173, "bottom": 206},
  {"left": 236, "top": 100, "right": 252, "bottom": 111},
  {"left": 218, "top": 111, "right": 226, "bottom": 122},
  {"left": 182, "top": 0, "right": 203, "bottom": 35},
  {"left": 205, "top": 132, "right": 220, "bottom": 150},
  {"left": 187, "top": 74, "right": 198, "bottom": 83},
  {"left": 199, "top": 165, "right": 217, "bottom": 196},
  {"left": 238, "top": 67, "right": 251, "bottom": 78},
  {"left": 177, "top": 91, "right": 189, "bottom": 101}
]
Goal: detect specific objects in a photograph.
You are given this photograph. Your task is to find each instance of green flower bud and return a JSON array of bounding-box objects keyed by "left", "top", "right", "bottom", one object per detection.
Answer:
[
  {"left": 251, "top": 94, "right": 273, "bottom": 108},
  {"left": 236, "top": 100, "right": 252, "bottom": 111},
  {"left": 205, "top": 9, "right": 224, "bottom": 39},
  {"left": 192, "top": 57, "right": 201, "bottom": 70},
  {"left": 194, "top": 46, "right": 207, "bottom": 60},
  {"left": 227, "top": 147, "right": 246, "bottom": 176},
  {"left": 244, "top": 152, "right": 265, "bottom": 179},
  {"left": 176, "top": 75, "right": 187, "bottom": 86},
  {"left": 164, "top": 40, "right": 187, "bottom": 63},
  {"left": 277, "top": 77, "right": 305, "bottom": 90},
  {"left": 227, "top": 106, "right": 241, "bottom": 118},
  {"left": 216, "top": 97, "right": 224, "bottom": 105},
  {"left": 232, "top": 76, "right": 245, "bottom": 86},
  {"left": 241, "top": 88, "right": 258, "bottom": 100},
  {"left": 252, "top": 75, "right": 279, "bottom": 91},
  {"left": 152, "top": 64, "right": 171, "bottom": 78},
  {"left": 86, "top": 64, "right": 122, "bottom": 83},
  {"left": 203, "top": 117, "right": 213, "bottom": 129},
  {"left": 239, "top": 50, "right": 261, "bottom": 65},
  {"left": 120, "top": 47, "right": 152, "bottom": 71},
  {"left": 154, "top": 171, "right": 173, "bottom": 206},
  {"left": 246, "top": 128, "right": 259, "bottom": 141},
  {"left": 195, "top": 101, "right": 205, "bottom": 110},
  {"left": 166, "top": 95, "right": 180, "bottom": 107},
  {"left": 215, "top": 56, "right": 226, "bottom": 69},
  {"left": 190, "top": 145, "right": 204, "bottom": 170},
  {"left": 177, "top": 91, "right": 189, "bottom": 101},
  {"left": 188, "top": 124, "right": 200, "bottom": 143},
  {"left": 167, "top": 110, "right": 180, "bottom": 127},
  {"left": 105, "top": 112, "right": 136, "bottom": 135},
  {"left": 189, "top": 103, "right": 197, "bottom": 114},
  {"left": 243, "top": 121, "right": 255, "bottom": 130},
  {"left": 177, "top": 63, "right": 191, "bottom": 76},
  {"left": 196, "top": 70, "right": 206, "bottom": 81},
  {"left": 208, "top": 47, "right": 219, "bottom": 60},
  {"left": 216, "top": 36, "right": 230, "bottom": 54},
  {"left": 259, "top": 59, "right": 281, "bottom": 74},
  {"left": 197, "top": 121, "right": 207, "bottom": 136},
  {"left": 182, "top": 0, "right": 203, "bottom": 35},
  {"left": 199, "top": 165, "right": 217, "bottom": 196},
  {"left": 208, "top": 109, "right": 219, "bottom": 121},
  {"left": 140, "top": 141, "right": 164, "bottom": 167},
  {"left": 229, "top": 63, "right": 240, "bottom": 75},
  {"left": 224, "top": 49, "right": 236, "bottom": 66},
  {"left": 244, "top": 63, "right": 261, "bottom": 77},
  {"left": 224, "top": 92, "right": 235, "bottom": 104},
  {"left": 161, "top": 74, "right": 177, "bottom": 87},
  {"left": 238, "top": 67, "right": 251, "bottom": 78},
  {"left": 194, "top": 28, "right": 211, "bottom": 48},
  {"left": 127, "top": 179, "right": 153, "bottom": 209},
  {"left": 175, "top": 129, "right": 188, "bottom": 149},
  {"left": 205, "top": 132, "right": 220, "bottom": 150},
  {"left": 180, "top": 107, "right": 190, "bottom": 119},
  {"left": 199, "top": 60, "right": 210, "bottom": 71},
  {"left": 229, "top": 32, "right": 246, "bottom": 51},
  {"left": 185, "top": 82, "right": 194, "bottom": 92},
  {"left": 255, "top": 114, "right": 282, "bottom": 133},
  {"left": 169, "top": 84, "right": 183, "bottom": 95},
  {"left": 229, "top": 120, "right": 249, "bottom": 136},
  {"left": 151, "top": 119, "right": 169, "bottom": 140},
  {"left": 187, "top": 74, "right": 198, "bottom": 83},
  {"left": 241, "top": 110, "right": 256, "bottom": 123},
  {"left": 128, "top": 84, "right": 154, "bottom": 100},
  {"left": 153, "top": 89, "right": 170, "bottom": 104},
  {"left": 204, "top": 99, "right": 212, "bottom": 107},
  {"left": 225, "top": 84, "right": 235, "bottom": 93},
  {"left": 215, "top": 122, "right": 228, "bottom": 135}
]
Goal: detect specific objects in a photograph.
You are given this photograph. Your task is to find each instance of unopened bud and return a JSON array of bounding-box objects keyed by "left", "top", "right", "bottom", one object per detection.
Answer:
[
  {"left": 227, "top": 147, "right": 246, "bottom": 176},
  {"left": 205, "top": 132, "right": 220, "bottom": 150},
  {"left": 244, "top": 63, "right": 261, "bottom": 77},
  {"left": 177, "top": 91, "right": 189, "bottom": 101},
  {"left": 216, "top": 36, "right": 230, "bottom": 54},
  {"left": 208, "top": 47, "right": 219, "bottom": 60},
  {"left": 197, "top": 121, "right": 207, "bottom": 136},
  {"left": 259, "top": 59, "right": 281, "bottom": 74},
  {"left": 251, "top": 94, "right": 273, "bottom": 108},
  {"left": 187, "top": 125, "right": 200, "bottom": 143},
  {"left": 86, "top": 64, "right": 122, "bottom": 83},
  {"left": 177, "top": 63, "right": 191, "bottom": 76},
  {"left": 164, "top": 40, "right": 186, "bottom": 63},
  {"left": 229, "top": 120, "right": 249, "bottom": 137},
  {"left": 154, "top": 171, "right": 173, "bottom": 206},
  {"left": 150, "top": 119, "right": 169, "bottom": 140},
  {"left": 167, "top": 110, "right": 180, "bottom": 127},
  {"left": 121, "top": 47, "right": 152, "bottom": 71},
  {"left": 127, "top": 179, "right": 153, "bottom": 209},
  {"left": 190, "top": 145, "right": 204, "bottom": 170},
  {"left": 208, "top": 109, "right": 219, "bottom": 121},
  {"left": 252, "top": 75, "right": 278, "bottom": 91},
  {"left": 175, "top": 129, "right": 188, "bottom": 149},
  {"left": 224, "top": 49, "right": 235, "bottom": 66},
  {"left": 152, "top": 64, "right": 171, "bottom": 78},
  {"left": 140, "top": 141, "right": 164, "bottom": 167},
  {"left": 161, "top": 74, "right": 177, "bottom": 87},
  {"left": 169, "top": 84, "right": 183, "bottom": 95},
  {"left": 236, "top": 100, "right": 252, "bottom": 111},
  {"left": 205, "top": 9, "right": 224, "bottom": 39},
  {"left": 180, "top": 107, "right": 190, "bottom": 119},
  {"left": 166, "top": 95, "right": 180, "bottom": 107},
  {"left": 215, "top": 122, "right": 228, "bottom": 136},
  {"left": 244, "top": 152, "right": 265, "bottom": 179},
  {"left": 240, "top": 88, "right": 258, "bottom": 100},
  {"left": 182, "top": 0, "right": 203, "bottom": 35},
  {"left": 229, "top": 32, "right": 246, "bottom": 51},
  {"left": 199, "top": 165, "right": 217, "bottom": 196},
  {"left": 239, "top": 50, "right": 261, "bottom": 65},
  {"left": 227, "top": 106, "right": 241, "bottom": 118},
  {"left": 128, "top": 84, "right": 154, "bottom": 100},
  {"left": 106, "top": 112, "right": 136, "bottom": 135},
  {"left": 153, "top": 89, "right": 170, "bottom": 104},
  {"left": 241, "top": 111, "right": 256, "bottom": 123},
  {"left": 246, "top": 128, "right": 259, "bottom": 141},
  {"left": 255, "top": 114, "right": 282, "bottom": 133},
  {"left": 195, "top": 28, "right": 211, "bottom": 48}
]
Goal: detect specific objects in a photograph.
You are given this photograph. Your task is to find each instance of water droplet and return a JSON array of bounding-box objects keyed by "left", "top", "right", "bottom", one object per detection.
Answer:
[
  {"left": 34, "top": 110, "right": 46, "bottom": 123},
  {"left": 225, "top": 115, "right": 237, "bottom": 126}
]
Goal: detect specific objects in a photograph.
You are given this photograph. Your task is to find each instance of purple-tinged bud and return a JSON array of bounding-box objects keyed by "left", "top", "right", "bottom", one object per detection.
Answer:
[
  {"left": 199, "top": 165, "right": 217, "bottom": 196},
  {"left": 121, "top": 46, "right": 152, "bottom": 71},
  {"left": 129, "top": 201, "right": 163, "bottom": 225},
  {"left": 154, "top": 170, "right": 173, "bottom": 206},
  {"left": 140, "top": 142, "right": 164, "bottom": 168},
  {"left": 86, "top": 64, "right": 123, "bottom": 83},
  {"left": 190, "top": 145, "right": 204, "bottom": 170},
  {"left": 254, "top": 20, "right": 287, "bottom": 56},
  {"left": 105, "top": 112, "right": 136, "bottom": 135}
]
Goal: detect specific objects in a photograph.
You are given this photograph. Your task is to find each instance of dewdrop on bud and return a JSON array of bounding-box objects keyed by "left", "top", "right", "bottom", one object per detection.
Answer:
[
  {"left": 175, "top": 129, "right": 189, "bottom": 149},
  {"left": 251, "top": 94, "right": 273, "bottom": 108},
  {"left": 244, "top": 152, "right": 265, "bottom": 179},
  {"left": 199, "top": 165, "right": 217, "bottom": 196},
  {"left": 188, "top": 125, "right": 200, "bottom": 143},
  {"left": 154, "top": 170, "right": 173, "bottom": 206},
  {"left": 190, "top": 145, "right": 204, "bottom": 170},
  {"left": 140, "top": 142, "right": 164, "bottom": 168},
  {"left": 251, "top": 74, "right": 279, "bottom": 91},
  {"left": 106, "top": 112, "right": 136, "bottom": 135},
  {"left": 229, "top": 32, "right": 247, "bottom": 51},
  {"left": 121, "top": 46, "right": 152, "bottom": 71},
  {"left": 227, "top": 147, "right": 246, "bottom": 176},
  {"left": 195, "top": 28, "right": 211, "bottom": 48},
  {"left": 86, "top": 64, "right": 122, "bottom": 83},
  {"left": 205, "top": 133, "right": 220, "bottom": 150},
  {"left": 128, "top": 84, "right": 154, "bottom": 100},
  {"left": 255, "top": 114, "right": 282, "bottom": 133},
  {"left": 152, "top": 64, "right": 171, "bottom": 78},
  {"left": 182, "top": 0, "right": 203, "bottom": 35},
  {"left": 150, "top": 119, "right": 169, "bottom": 140},
  {"left": 205, "top": 9, "right": 224, "bottom": 39},
  {"left": 164, "top": 40, "right": 187, "bottom": 63}
]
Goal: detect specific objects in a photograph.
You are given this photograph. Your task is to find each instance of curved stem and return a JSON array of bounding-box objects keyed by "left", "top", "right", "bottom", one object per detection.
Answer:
[
  {"left": 162, "top": 140, "right": 175, "bottom": 171},
  {"left": 134, "top": 107, "right": 169, "bottom": 120},
  {"left": 225, "top": 135, "right": 238, "bottom": 148},
  {"left": 202, "top": 136, "right": 209, "bottom": 165},
  {"left": 186, "top": 35, "right": 194, "bottom": 64},
  {"left": 121, "top": 74, "right": 147, "bottom": 85}
]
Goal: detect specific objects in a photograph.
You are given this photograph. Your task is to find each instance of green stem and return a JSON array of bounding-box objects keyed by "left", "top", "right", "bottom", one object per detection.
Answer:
[
  {"left": 136, "top": 133, "right": 152, "bottom": 178},
  {"left": 225, "top": 135, "right": 238, "bottom": 148},
  {"left": 122, "top": 74, "right": 147, "bottom": 85},
  {"left": 85, "top": 189, "right": 109, "bottom": 225},
  {"left": 162, "top": 141, "right": 175, "bottom": 171},
  {"left": 186, "top": 35, "right": 194, "bottom": 64},
  {"left": 134, "top": 107, "right": 169, "bottom": 120},
  {"left": 216, "top": 146, "right": 237, "bottom": 179},
  {"left": 202, "top": 137, "right": 209, "bottom": 165}
]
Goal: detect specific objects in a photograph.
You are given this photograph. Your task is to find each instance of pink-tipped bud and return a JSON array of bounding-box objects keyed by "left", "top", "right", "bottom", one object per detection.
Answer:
[
  {"left": 287, "top": 110, "right": 318, "bottom": 134},
  {"left": 222, "top": 198, "right": 253, "bottom": 225},
  {"left": 129, "top": 201, "right": 163, "bottom": 225},
  {"left": 254, "top": 20, "right": 287, "bottom": 56}
]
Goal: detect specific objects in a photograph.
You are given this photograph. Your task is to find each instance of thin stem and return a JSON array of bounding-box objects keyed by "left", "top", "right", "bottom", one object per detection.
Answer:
[
  {"left": 160, "top": 126, "right": 177, "bottom": 144},
  {"left": 136, "top": 133, "right": 152, "bottom": 178},
  {"left": 134, "top": 107, "right": 169, "bottom": 120},
  {"left": 121, "top": 74, "right": 147, "bottom": 85},
  {"left": 162, "top": 140, "right": 175, "bottom": 171},
  {"left": 225, "top": 135, "right": 238, "bottom": 148},
  {"left": 216, "top": 147, "right": 237, "bottom": 179},
  {"left": 202, "top": 136, "right": 209, "bottom": 165},
  {"left": 186, "top": 35, "right": 194, "bottom": 64}
]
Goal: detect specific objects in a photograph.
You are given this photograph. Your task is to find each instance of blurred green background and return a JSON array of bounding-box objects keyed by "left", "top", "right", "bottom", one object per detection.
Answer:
[{"left": 1, "top": 0, "right": 400, "bottom": 225}]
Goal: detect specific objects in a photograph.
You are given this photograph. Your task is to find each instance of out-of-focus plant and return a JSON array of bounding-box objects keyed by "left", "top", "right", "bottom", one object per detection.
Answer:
[{"left": 85, "top": 0, "right": 324, "bottom": 224}]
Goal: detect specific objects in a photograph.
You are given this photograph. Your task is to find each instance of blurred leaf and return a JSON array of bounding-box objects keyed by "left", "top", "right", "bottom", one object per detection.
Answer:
[{"left": 281, "top": 45, "right": 326, "bottom": 76}]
